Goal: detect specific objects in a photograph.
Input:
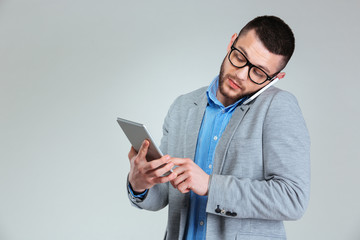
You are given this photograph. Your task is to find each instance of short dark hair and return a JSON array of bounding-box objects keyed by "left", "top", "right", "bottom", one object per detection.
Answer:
[{"left": 239, "top": 15, "right": 295, "bottom": 69}]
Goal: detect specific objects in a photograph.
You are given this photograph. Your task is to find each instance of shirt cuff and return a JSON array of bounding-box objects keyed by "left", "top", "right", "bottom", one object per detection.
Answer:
[{"left": 128, "top": 183, "right": 148, "bottom": 199}]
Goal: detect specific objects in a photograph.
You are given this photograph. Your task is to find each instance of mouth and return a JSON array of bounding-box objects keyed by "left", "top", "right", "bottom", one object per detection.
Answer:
[{"left": 228, "top": 77, "right": 242, "bottom": 90}]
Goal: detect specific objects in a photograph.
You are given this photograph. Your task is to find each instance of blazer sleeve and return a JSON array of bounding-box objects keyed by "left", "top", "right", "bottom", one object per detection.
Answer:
[
  {"left": 206, "top": 91, "right": 311, "bottom": 221},
  {"left": 126, "top": 104, "right": 174, "bottom": 211}
]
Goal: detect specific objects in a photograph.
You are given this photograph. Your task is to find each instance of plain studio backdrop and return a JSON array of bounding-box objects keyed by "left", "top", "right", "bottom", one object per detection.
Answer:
[{"left": 1, "top": 0, "right": 359, "bottom": 239}]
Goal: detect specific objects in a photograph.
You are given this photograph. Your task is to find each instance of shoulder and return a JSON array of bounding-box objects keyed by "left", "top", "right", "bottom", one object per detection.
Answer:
[
  {"left": 254, "top": 87, "right": 308, "bottom": 133},
  {"left": 255, "top": 86, "right": 297, "bottom": 104},
  {"left": 250, "top": 86, "right": 300, "bottom": 112},
  {"left": 170, "top": 86, "right": 207, "bottom": 110},
  {"left": 244, "top": 86, "right": 307, "bottom": 130},
  {"left": 162, "top": 86, "right": 207, "bottom": 124},
  {"left": 174, "top": 86, "right": 207, "bottom": 104}
]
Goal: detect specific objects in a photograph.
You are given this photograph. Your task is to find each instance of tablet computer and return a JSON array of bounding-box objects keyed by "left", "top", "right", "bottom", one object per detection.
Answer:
[{"left": 117, "top": 117, "right": 163, "bottom": 161}]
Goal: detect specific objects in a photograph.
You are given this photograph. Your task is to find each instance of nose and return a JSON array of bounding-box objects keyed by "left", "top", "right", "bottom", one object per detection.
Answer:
[{"left": 234, "top": 66, "right": 249, "bottom": 81}]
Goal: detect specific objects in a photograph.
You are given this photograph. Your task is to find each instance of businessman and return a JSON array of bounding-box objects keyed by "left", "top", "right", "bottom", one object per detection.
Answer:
[{"left": 126, "top": 15, "right": 310, "bottom": 240}]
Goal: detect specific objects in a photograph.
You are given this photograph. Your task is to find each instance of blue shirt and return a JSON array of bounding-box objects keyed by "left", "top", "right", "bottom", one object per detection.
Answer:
[
  {"left": 184, "top": 76, "right": 247, "bottom": 240},
  {"left": 128, "top": 76, "right": 246, "bottom": 238}
]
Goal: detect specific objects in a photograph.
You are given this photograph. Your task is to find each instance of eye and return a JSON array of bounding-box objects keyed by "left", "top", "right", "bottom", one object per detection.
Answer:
[
  {"left": 253, "top": 67, "right": 266, "bottom": 77},
  {"left": 234, "top": 51, "right": 246, "bottom": 63}
]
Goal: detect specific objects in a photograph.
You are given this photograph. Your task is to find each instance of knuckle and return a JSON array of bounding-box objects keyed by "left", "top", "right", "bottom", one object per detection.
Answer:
[
  {"left": 133, "top": 156, "right": 140, "bottom": 164},
  {"left": 149, "top": 162, "right": 157, "bottom": 169},
  {"left": 153, "top": 170, "right": 162, "bottom": 178},
  {"left": 165, "top": 163, "right": 173, "bottom": 171},
  {"left": 187, "top": 177, "right": 193, "bottom": 185},
  {"left": 174, "top": 180, "right": 180, "bottom": 186},
  {"left": 139, "top": 167, "right": 146, "bottom": 175}
]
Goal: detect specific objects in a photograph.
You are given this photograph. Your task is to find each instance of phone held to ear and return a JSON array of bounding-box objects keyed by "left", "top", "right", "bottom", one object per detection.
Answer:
[{"left": 243, "top": 78, "right": 279, "bottom": 105}]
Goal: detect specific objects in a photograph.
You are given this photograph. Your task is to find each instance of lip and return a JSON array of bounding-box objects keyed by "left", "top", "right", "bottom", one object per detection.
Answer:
[{"left": 228, "top": 78, "right": 242, "bottom": 90}]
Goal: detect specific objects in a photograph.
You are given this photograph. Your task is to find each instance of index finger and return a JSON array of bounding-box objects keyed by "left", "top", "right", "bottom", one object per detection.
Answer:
[
  {"left": 128, "top": 146, "right": 137, "bottom": 161},
  {"left": 169, "top": 157, "right": 188, "bottom": 165}
]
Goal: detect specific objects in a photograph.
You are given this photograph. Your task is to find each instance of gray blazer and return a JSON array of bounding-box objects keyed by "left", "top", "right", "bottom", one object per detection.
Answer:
[{"left": 127, "top": 86, "right": 310, "bottom": 240}]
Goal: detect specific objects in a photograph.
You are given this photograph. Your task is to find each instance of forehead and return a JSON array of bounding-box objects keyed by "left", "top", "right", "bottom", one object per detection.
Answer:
[{"left": 235, "top": 30, "right": 284, "bottom": 74}]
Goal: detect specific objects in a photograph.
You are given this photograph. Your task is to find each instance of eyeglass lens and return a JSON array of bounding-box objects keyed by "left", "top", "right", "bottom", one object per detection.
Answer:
[{"left": 229, "top": 49, "right": 268, "bottom": 84}]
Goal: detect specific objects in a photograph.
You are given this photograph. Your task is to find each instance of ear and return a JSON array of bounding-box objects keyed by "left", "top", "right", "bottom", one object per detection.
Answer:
[
  {"left": 277, "top": 72, "right": 286, "bottom": 80},
  {"left": 227, "top": 33, "right": 238, "bottom": 52}
]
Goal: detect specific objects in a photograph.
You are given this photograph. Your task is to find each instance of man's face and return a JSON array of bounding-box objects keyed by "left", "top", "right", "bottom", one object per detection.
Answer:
[{"left": 217, "top": 29, "right": 285, "bottom": 107}]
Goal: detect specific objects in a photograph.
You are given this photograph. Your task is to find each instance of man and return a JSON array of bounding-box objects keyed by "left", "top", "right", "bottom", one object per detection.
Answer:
[{"left": 127, "top": 15, "right": 310, "bottom": 240}]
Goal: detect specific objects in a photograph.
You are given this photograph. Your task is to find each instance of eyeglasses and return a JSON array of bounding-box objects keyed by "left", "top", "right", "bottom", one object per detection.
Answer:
[{"left": 228, "top": 39, "right": 279, "bottom": 85}]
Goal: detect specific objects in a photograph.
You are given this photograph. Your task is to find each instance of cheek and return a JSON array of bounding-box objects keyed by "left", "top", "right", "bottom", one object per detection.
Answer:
[{"left": 220, "top": 57, "right": 233, "bottom": 75}]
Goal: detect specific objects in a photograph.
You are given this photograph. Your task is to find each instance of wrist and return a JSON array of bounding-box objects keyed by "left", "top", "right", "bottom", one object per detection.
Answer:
[{"left": 129, "top": 182, "right": 146, "bottom": 195}]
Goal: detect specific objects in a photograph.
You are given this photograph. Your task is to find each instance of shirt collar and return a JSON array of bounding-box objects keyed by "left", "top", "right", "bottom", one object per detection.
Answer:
[{"left": 206, "top": 75, "right": 247, "bottom": 112}]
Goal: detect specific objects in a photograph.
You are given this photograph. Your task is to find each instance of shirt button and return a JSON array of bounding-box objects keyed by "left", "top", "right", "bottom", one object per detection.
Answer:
[
  {"left": 209, "top": 164, "right": 212, "bottom": 169},
  {"left": 213, "top": 136, "right": 218, "bottom": 141},
  {"left": 199, "top": 221, "right": 204, "bottom": 226}
]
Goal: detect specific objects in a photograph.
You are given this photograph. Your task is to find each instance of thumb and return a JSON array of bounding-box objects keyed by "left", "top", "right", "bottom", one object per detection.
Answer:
[{"left": 138, "top": 140, "right": 150, "bottom": 160}]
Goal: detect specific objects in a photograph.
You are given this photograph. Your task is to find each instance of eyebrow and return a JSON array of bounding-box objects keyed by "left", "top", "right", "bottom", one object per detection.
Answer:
[{"left": 237, "top": 46, "right": 271, "bottom": 74}]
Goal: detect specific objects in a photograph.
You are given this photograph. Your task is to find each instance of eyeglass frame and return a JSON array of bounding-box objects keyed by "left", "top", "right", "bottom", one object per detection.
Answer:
[{"left": 228, "top": 37, "right": 280, "bottom": 85}]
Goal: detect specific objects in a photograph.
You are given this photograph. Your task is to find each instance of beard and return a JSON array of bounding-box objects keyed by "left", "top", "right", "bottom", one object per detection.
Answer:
[{"left": 218, "top": 56, "right": 247, "bottom": 102}]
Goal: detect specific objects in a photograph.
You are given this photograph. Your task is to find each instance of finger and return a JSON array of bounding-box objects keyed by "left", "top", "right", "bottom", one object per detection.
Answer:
[
  {"left": 128, "top": 147, "right": 137, "bottom": 161},
  {"left": 137, "top": 140, "right": 150, "bottom": 160},
  {"left": 182, "top": 188, "right": 191, "bottom": 194},
  {"left": 169, "top": 157, "right": 188, "bottom": 166},
  {"left": 150, "top": 161, "right": 175, "bottom": 178},
  {"left": 143, "top": 155, "right": 171, "bottom": 171},
  {"left": 170, "top": 180, "right": 176, "bottom": 189},
  {"left": 171, "top": 164, "right": 187, "bottom": 176},
  {"left": 177, "top": 179, "right": 192, "bottom": 193},
  {"left": 172, "top": 172, "right": 189, "bottom": 187},
  {"left": 154, "top": 171, "right": 178, "bottom": 184}
]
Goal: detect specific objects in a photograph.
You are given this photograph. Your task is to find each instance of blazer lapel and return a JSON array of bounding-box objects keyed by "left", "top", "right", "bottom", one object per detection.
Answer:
[
  {"left": 183, "top": 92, "right": 208, "bottom": 160},
  {"left": 212, "top": 104, "right": 250, "bottom": 174},
  {"left": 177, "top": 91, "right": 208, "bottom": 239}
]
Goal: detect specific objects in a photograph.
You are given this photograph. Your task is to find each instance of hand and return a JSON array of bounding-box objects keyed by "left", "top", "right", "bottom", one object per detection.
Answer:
[
  {"left": 128, "top": 140, "right": 177, "bottom": 193},
  {"left": 170, "top": 158, "right": 210, "bottom": 196}
]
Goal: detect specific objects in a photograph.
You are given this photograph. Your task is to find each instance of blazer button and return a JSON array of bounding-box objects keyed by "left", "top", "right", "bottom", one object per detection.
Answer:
[
  {"left": 226, "top": 211, "right": 232, "bottom": 216},
  {"left": 231, "top": 212, "right": 237, "bottom": 217},
  {"left": 215, "top": 205, "right": 221, "bottom": 213}
]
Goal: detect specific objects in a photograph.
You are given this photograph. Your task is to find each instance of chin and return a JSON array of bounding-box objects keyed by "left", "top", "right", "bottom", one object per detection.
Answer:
[{"left": 220, "top": 85, "right": 246, "bottom": 102}]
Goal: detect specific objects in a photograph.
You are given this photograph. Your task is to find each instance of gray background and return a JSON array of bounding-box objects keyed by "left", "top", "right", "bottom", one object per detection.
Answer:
[{"left": 1, "top": 0, "right": 359, "bottom": 239}]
